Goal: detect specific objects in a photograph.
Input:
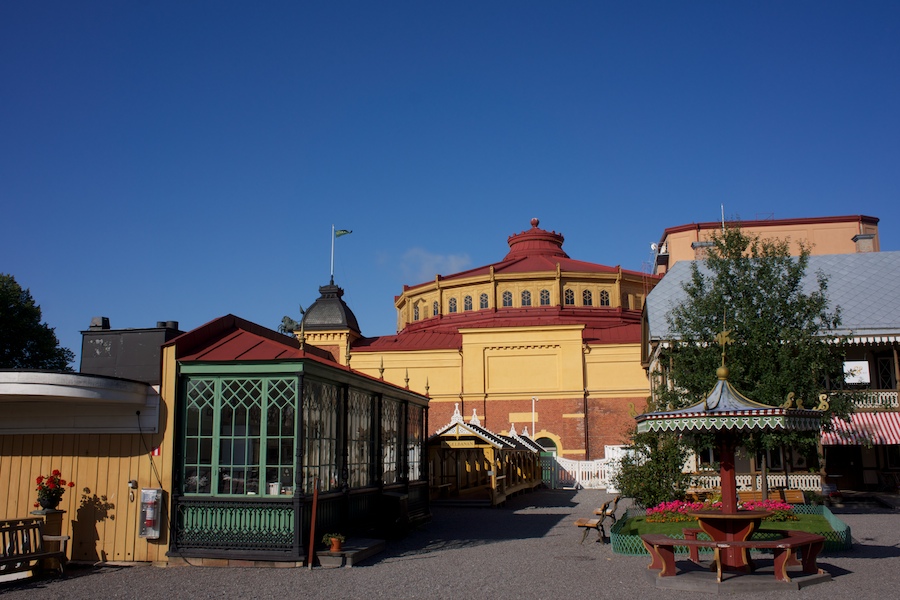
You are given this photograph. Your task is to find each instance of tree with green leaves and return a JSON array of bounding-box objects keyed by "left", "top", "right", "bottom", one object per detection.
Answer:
[
  {"left": 0, "top": 274, "right": 74, "bottom": 371},
  {"left": 654, "top": 227, "right": 852, "bottom": 491},
  {"left": 616, "top": 227, "right": 852, "bottom": 507}
]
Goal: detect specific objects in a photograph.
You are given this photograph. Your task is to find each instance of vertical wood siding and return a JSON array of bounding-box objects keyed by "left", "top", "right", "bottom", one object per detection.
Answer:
[{"left": 1, "top": 430, "right": 172, "bottom": 563}]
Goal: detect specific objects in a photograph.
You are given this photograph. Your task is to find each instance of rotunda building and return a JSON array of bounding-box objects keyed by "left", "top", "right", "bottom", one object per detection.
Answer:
[{"left": 307, "top": 219, "right": 659, "bottom": 461}]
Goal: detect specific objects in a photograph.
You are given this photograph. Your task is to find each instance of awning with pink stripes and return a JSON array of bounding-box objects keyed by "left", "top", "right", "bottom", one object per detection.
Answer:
[{"left": 822, "top": 412, "right": 900, "bottom": 445}]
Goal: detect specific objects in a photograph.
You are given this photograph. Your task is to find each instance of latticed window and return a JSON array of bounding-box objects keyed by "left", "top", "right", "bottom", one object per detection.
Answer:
[
  {"left": 407, "top": 404, "right": 424, "bottom": 481},
  {"left": 540, "top": 289, "right": 550, "bottom": 306},
  {"left": 448, "top": 298, "right": 457, "bottom": 313},
  {"left": 433, "top": 301, "right": 439, "bottom": 317},
  {"left": 502, "top": 291, "right": 513, "bottom": 307},
  {"left": 302, "top": 379, "right": 341, "bottom": 493},
  {"left": 600, "top": 290, "right": 610, "bottom": 306},
  {"left": 480, "top": 293, "right": 489, "bottom": 309},
  {"left": 521, "top": 290, "right": 532, "bottom": 306},
  {"left": 583, "top": 290, "right": 593, "bottom": 306},
  {"left": 348, "top": 388, "right": 375, "bottom": 488},
  {"left": 564, "top": 289, "right": 575, "bottom": 305},
  {"left": 413, "top": 304, "right": 419, "bottom": 321},
  {"left": 382, "top": 398, "right": 401, "bottom": 484},
  {"left": 464, "top": 295, "right": 473, "bottom": 311},
  {"left": 182, "top": 376, "right": 297, "bottom": 497}
]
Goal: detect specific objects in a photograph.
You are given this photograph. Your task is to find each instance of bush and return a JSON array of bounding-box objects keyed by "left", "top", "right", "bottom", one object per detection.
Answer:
[{"left": 611, "top": 431, "right": 691, "bottom": 508}]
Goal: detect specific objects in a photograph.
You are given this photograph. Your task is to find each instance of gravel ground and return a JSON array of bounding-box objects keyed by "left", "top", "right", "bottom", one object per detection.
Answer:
[{"left": 2, "top": 489, "right": 898, "bottom": 599}]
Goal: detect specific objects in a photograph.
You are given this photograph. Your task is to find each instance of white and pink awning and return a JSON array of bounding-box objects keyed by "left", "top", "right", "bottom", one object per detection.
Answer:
[{"left": 822, "top": 411, "right": 900, "bottom": 445}]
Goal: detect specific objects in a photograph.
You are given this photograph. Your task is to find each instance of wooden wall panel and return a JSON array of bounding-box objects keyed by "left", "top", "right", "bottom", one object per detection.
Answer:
[{"left": 0, "top": 431, "right": 170, "bottom": 564}]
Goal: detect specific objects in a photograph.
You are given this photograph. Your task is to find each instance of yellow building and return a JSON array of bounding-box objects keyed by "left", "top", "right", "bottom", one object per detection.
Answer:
[
  {"left": 653, "top": 214, "right": 880, "bottom": 275},
  {"left": 302, "top": 219, "right": 659, "bottom": 460}
]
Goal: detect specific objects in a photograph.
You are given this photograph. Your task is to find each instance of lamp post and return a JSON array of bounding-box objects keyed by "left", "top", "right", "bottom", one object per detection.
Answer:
[{"left": 531, "top": 396, "right": 538, "bottom": 437}]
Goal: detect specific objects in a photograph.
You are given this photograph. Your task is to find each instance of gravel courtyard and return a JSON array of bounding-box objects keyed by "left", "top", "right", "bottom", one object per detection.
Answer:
[{"left": 3, "top": 488, "right": 898, "bottom": 599}]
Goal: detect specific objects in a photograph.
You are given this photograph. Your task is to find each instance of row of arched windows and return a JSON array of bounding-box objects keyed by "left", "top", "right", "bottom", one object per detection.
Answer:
[{"left": 413, "top": 288, "right": 613, "bottom": 320}]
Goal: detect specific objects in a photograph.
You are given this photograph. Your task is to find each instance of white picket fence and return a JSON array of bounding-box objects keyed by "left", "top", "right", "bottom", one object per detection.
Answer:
[
  {"left": 541, "top": 448, "right": 822, "bottom": 492},
  {"left": 692, "top": 472, "right": 822, "bottom": 492},
  {"left": 540, "top": 445, "right": 627, "bottom": 490}
]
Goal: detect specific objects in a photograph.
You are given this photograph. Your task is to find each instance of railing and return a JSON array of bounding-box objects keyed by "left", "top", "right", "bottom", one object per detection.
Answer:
[
  {"left": 691, "top": 472, "right": 822, "bottom": 492},
  {"left": 844, "top": 390, "right": 899, "bottom": 410},
  {"left": 541, "top": 456, "right": 612, "bottom": 490}
]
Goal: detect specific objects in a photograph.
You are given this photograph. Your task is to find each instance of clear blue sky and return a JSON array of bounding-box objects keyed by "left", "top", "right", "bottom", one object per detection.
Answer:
[{"left": 3, "top": 1, "right": 899, "bottom": 367}]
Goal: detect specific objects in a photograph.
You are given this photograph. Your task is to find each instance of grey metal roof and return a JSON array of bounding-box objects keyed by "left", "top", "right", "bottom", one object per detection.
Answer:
[
  {"left": 302, "top": 281, "right": 361, "bottom": 334},
  {"left": 646, "top": 251, "right": 900, "bottom": 341}
]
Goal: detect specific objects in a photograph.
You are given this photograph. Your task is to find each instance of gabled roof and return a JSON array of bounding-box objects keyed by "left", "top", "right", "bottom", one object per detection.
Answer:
[
  {"left": 645, "top": 251, "right": 900, "bottom": 342},
  {"left": 166, "top": 314, "right": 336, "bottom": 363},
  {"left": 429, "top": 404, "right": 515, "bottom": 449}
]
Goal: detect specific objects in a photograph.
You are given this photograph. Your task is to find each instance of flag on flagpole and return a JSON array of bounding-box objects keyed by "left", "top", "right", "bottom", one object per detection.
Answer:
[{"left": 335, "top": 229, "right": 352, "bottom": 237}]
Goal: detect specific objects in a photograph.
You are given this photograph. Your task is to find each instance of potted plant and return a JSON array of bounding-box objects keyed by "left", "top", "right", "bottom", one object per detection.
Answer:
[
  {"left": 321, "top": 532, "right": 345, "bottom": 553},
  {"left": 34, "top": 469, "right": 76, "bottom": 510}
]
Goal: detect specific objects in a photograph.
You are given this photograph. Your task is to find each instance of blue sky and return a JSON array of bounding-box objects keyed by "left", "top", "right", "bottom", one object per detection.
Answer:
[{"left": 3, "top": 1, "right": 899, "bottom": 367}]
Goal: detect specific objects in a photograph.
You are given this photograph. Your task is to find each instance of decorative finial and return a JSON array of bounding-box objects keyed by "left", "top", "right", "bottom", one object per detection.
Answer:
[
  {"left": 451, "top": 403, "right": 463, "bottom": 424},
  {"left": 531, "top": 218, "right": 539, "bottom": 228},
  {"left": 470, "top": 408, "right": 481, "bottom": 427},
  {"left": 714, "top": 329, "right": 733, "bottom": 368},
  {"left": 510, "top": 423, "right": 517, "bottom": 436},
  {"left": 523, "top": 426, "right": 530, "bottom": 437},
  {"left": 379, "top": 357, "right": 384, "bottom": 380},
  {"left": 425, "top": 378, "right": 430, "bottom": 396},
  {"left": 404, "top": 368, "right": 409, "bottom": 389}
]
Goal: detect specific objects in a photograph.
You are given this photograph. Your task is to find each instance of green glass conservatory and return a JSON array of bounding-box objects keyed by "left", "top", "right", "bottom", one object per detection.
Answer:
[{"left": 165, "top": 315, "right": 429, "bottom": 562}]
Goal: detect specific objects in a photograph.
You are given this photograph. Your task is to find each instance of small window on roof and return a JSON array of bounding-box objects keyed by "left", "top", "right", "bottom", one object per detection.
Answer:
[
  {"left": 464, "top": 295, "right": 473, "bottom": 311},
  {"left": 583, "top": 290, "right": 593, "bottom": 306},
  {"left": 433, "top": 301, "right": 439, "bottom": 317},
  {"left": 521, "top": 290, "right": 531, "bottom": 306},
  {"left": 448, "top": 298, "right": 457, "bottom": 313},
  {"left": 502, "top": 291, "right": 513, "bottom": 307},
  {"left": 564, "top": 289, "right": 575, "bottom": 305},
  {"left": 540, "top": 289, "right": 550, "bottom": 306},
  {"left": 480, "top": 293, "right": 489, "bottom": 309},
  {"left": 413, "top": 304, "right": 419, "bottom": 321}
]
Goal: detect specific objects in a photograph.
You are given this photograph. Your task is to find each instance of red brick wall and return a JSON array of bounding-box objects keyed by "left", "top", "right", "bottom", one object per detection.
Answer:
[{"left": 427, "top": 396, "right": 648, "bottom": 461}]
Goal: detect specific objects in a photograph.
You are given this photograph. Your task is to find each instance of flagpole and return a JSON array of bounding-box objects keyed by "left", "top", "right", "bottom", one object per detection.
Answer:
[{"left": 330, "top": 224, "right": 335, "bottom": 284}]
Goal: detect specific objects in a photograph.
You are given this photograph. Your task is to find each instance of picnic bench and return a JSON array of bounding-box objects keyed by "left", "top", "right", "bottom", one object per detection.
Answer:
[
  {"left": 737, "top": 489, "right": 806, "bottom": 504},
  {"left": 574, "top": 497, "right": 619, "bottom": 543},
  {"left": 0, "top": 517, "right": 69, "bottom": 579},
  {"left": 641, "top": 530, "right": 825, "bottom": 583}
]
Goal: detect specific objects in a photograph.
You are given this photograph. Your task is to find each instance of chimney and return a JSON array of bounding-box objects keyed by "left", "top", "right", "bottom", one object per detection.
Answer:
[
  {"left": 852, "top": 233, "right": 875, "bottom": 253},
  {"left": 89, "top": 316, "right": 110, "bottom": 330}
]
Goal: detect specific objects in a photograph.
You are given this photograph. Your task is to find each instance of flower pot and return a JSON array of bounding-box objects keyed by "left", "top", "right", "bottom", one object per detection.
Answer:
[
  {"left": 329, "top": 537, "right": 343, "bottom": 553},
  {"left": 38, "top": 497, "right": 61, "bottom": 510}
]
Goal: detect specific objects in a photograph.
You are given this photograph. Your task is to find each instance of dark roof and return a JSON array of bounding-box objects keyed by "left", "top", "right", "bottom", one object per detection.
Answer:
[{"left": 303, "top": 281, "right": 361, "bottom": 334}]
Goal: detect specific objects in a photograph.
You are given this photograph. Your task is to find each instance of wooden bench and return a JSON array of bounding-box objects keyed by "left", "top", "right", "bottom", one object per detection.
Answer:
[
  {"left": 737, "top": 489, "right": 806, "bottom": 504},
  {"left": 575, "top": 499, "right": 613, "bottom": 543},
  {"left": 0, "top": 517, "right": 69, "bottom": 580},
  {"left": 641, "top": 530, "right": 825, "bottom": 583}
]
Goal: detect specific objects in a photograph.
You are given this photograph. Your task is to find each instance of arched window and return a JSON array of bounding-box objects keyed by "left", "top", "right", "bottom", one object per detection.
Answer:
[
  {"left": 502, "top": 291, "right": 513, "bottom": 307},
  {"left": 479, "top": 293, "right": 489, "bottom": 309},
  {"left": 540, "top": 289, "right": 550, "bottom": 306},
  {"left": 521, "top": 290, "right": 532, "bottom": 306},
  {"left": 583, "top": 290, "right": 593, "bottom": 306},
  {"left": 448, "top": 298, "right": 458, "bottom": 313},
  {"left": 433, "top": 301, "right": 439, "bottom": 317},
  {"left": 413, "top": 304, "right": 419, "bottom": 321},
  {"left": 464, "top": 295, "right": 473, "bottom": 311},
  {"left": 600, "top": 290, "right": 610, "bottom": 306},
  {"left": 564, "top": 289, "right": 575, "bottom": 305}
]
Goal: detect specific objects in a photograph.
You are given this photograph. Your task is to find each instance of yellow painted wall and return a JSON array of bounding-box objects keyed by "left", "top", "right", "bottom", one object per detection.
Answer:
[{"left": 0, "top": 348, "right": 177, "bottom": 564}]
